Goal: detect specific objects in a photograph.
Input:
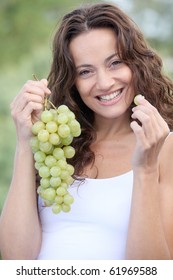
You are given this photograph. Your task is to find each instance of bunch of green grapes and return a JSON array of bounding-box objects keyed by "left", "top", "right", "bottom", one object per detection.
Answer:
[{"left": 30, "top": 104, "right": 81, "bottom": 214}]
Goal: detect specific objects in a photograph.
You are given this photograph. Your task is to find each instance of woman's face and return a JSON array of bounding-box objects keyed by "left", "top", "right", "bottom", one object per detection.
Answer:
[{"left": 69, "top": 28, "right": 135, "bottom": 120}]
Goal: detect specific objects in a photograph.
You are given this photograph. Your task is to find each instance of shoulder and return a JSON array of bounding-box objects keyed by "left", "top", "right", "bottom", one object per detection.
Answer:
[
  {"left": 160, "top": 132, "right": 173, "bottom": 160},
  {"left": 162, "top": 132, "right": 173, "bottom": 153}
]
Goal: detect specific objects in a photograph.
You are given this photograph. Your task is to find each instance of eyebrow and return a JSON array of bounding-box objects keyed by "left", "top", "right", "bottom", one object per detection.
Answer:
[
  {"left": 76, "top": 53, "right": 118, "bottom": 69},
  {"left": 105, "top": 53, "right": 118, "bottom": 64}
]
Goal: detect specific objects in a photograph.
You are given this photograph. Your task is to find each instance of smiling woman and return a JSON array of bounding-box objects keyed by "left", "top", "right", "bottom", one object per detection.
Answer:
[{"left": 0, "top": 2, "right": 173, "bottom": 260}]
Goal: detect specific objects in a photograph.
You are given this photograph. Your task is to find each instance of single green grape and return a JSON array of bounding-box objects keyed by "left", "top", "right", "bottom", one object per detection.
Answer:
[
  {"left": 49, "top": 108, "right": 57, "bottom": 116},
  {"left": 71, "top": 129, "right": 81, "bottom": 137},
  {"left": 60, "top": 170, "right": 69, "bottom": 180},
  {"left": 30, "top": 136, "right": 40, "bottom": 153},
  {"left": 134, "top": 94, "right": 144, "bottom": 105},
  {"left": 50, "top": 177, "right": 61, "bottom": 188},
  {"left": 39, "top": 141, "right": 53, "bottom": 154},
  {"left": 53, "top": 147, "right": 64, "bottom": 160},
  {"left": 57, "top": 159, "right": 67, "bottom": 170},
  {"left": 41, "top": 187, "right": 56, "bottom": 201},
  {"left": 66, "top": 164, "right": 75, "bottom": 176},
  {"left": 35, "top": 162, "right": 44, "bottom": 171},
  {"left": 39, "top": 165, "right": 50, "bottom": 178},
  {"left": 63, "top": 193, "right": 74, "bottom": 205},
  {"left": 67, "top": 111, "right": 75, "bottom": 120},
  {"left": 45, "top": 155, "right": 57, "bottom": 168},
  {"left": 38, "top": 129, "right": 49, "bottom": 142},
  {"left": 40, "top": 178, "right": 50, "bottom": 189},
  {"left": 41, "top": 110, "right": 54, "bottom": 123},
  {"left": 49, "top": 133, "right": 61, "bottom": 145},
  {"left": 63, "top": 146, "right": 75, "bottom": 158},
  {"left": 44, "top": 200, "right": 54, "bottom": 207},
  {"left": 57, "top": 105, "right": 69, "bottom": 114},
  {"left": 56, "top": 187, "right": 67, "bottom": 196},
  {"left": 58, "top": 124, "right": 71, "bottom": 138},
  {"left": 62, "top": 203, "right": 71, "bottom": 212},
  {"left": 64, "top": 176, "right": 74, "bottom": 185},
  {"left": 32, "top": 121, "right": 45, "bottom": 135},
  {"left": 55, "top": 195, "right": 64, "bottom": 204},
  {"left": 52, "top": 203, "right": 62, "bottom": 214},
  {"left": 61, "top": 134, "right": 73, "bottom": 146},
  {"left": 57, "top": 113, "right": 68, "bottom": 124},
  {"left": 46, "top": 121, "right": 58, "bottom": 133},
  {"left": 68, "top": 119, "right": 81, "bottom": 133},
  {"left": 34, "top": 150, "right": 46, "bottom": 163},
  {"left": 50, "top": 166, "right": 61, "bottom": 177}
]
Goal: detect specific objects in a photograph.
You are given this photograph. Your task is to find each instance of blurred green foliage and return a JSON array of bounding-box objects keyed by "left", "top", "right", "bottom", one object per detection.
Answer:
[
  {"left": 0, "top": 0, "right": 173, "bottom": 214},
  {"left": 0, "top": 0, "right": 92, "bottom": 68}
]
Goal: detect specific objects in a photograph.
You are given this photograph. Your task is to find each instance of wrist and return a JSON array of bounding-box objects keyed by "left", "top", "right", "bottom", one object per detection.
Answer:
[
  {"left": 133, "top": 166, "right": 159, "bottom": 184},
  {"left": 16, "top": 139, "right": 33, "bottom": 154},
  {"left": 133, "top": 165, "right": 159, "bottom": 174}
]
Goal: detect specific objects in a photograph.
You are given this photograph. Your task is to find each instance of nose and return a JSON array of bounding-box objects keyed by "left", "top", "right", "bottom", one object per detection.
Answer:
[{"left": 96, "top": 69, "right": 114, "bottom": 91}]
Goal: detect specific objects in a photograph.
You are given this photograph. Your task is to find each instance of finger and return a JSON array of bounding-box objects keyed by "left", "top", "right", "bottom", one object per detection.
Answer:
[
  {"left": 24, "top": 101, "right": 43, "bottom": 121},
  {"left": 132, "top": 103, "right": 169, "bottom": 135},
  {"left": 131, "top": 109, "right": 170, "bottom": 148},
  {"left": 131, "top": 106, "right": 167, "bottom": 149},
  {"left": 14, "top": 80, "right": 50, "bottom": 105},
  {"left": 11, "top": 89, "right": 45, "bottom": 114},
  {"left": 22, "top": 80, "right": 51, "bottom": 96},
  {"left": 35, "top": 78, "right": 51, "bottom": 94},
  {"left": 11, "top": 79, "right": 50, "bottom": 105},
  {"left": 13, "top": 102, "right": 43, "bottom": 126},
  {"left": 130, "top": 120, "right": 147, "bottom": 147},
  {"left": 134, "top": 95, "right": 153, "bottom": 109},
  {"left": 131, "top": 110, "right": 156, "bottom": 138},
  {"left": 41, "top": 79, "right": 48, "bottom": 87}
]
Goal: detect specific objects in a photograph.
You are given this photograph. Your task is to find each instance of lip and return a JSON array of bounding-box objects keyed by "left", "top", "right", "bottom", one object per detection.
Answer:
[{"left": 96, "top": 88, "right": 124, "bottom": 106}]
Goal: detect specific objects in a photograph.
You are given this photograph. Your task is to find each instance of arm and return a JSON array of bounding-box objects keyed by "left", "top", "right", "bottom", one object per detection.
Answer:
[
  {"left": 125, "top": 96, "right": 172, "bottom": 259},
  {"left": 0, "top": 79, "right": 50, "bottom": 259}
]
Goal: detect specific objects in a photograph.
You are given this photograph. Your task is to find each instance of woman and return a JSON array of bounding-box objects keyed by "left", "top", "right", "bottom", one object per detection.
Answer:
[{"left": 0, "top": 2, "right": 173, "bottom": 260}]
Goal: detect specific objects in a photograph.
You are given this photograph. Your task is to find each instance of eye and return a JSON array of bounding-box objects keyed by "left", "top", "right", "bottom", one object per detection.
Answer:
[
  {"left": 79, "top": 70, "right": 90, "bottom": 76},
  {"left": 78, "top": 68, "right": 94, "bottom": 78},
  {"left": 110, "top": 60, "right": 122, "bottom": 68}
]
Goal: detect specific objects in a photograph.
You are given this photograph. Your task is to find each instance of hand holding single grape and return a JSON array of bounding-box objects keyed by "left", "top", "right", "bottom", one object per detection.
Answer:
[{"left": 131, "top": 95, "right": 169, "bottom": 171}]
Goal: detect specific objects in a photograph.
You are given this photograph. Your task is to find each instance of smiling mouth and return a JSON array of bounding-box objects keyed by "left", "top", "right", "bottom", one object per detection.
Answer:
[{"left": 97, "top": 89, "right": 123, "bottom": 102}]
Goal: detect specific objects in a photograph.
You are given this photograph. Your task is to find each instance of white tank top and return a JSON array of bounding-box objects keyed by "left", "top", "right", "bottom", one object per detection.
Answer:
[{"left": 37, "top": 170, "right": 133, "bottom": 260}]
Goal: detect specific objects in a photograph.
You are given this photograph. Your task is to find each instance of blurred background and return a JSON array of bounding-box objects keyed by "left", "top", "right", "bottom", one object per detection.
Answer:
[{"left": 0, "top": 0, "right": 173, "bottom": 213}]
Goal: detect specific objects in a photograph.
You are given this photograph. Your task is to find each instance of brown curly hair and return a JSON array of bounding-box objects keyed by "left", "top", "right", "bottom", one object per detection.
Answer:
[{"left": 47, "top": 2, "right": 173, "bottom": 176}]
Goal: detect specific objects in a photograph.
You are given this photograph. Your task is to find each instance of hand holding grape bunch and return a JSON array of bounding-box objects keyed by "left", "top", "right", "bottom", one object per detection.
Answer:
[{"left": 31, "top": 77, "right": 81, "bottom": 214}]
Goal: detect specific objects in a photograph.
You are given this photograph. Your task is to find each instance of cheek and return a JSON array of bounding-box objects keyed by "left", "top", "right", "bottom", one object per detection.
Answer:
[
  {"left": 123, "top": 68, "right": 134, "bottom": 93},
  {"left": 75, "top": 79, "right": 90, "bottom": 98},
  {"left": 121, "top": 67, "right": 133, "bottom": 83}
]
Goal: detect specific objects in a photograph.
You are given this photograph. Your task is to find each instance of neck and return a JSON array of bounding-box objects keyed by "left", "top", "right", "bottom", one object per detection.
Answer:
[{"left": 94, "top": 111, "right": 132, "bottom": 140}]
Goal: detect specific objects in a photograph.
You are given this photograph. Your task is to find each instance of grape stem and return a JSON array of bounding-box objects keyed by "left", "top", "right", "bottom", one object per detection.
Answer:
[
  {"left": 32, "top": 74, "right": 56, "bottom": 110},
  {"left": 48, "top": 100, "right": 57, "bottom": 110},
  {"left": 32, "top": 74, "right": 39, "bottom": 81}
]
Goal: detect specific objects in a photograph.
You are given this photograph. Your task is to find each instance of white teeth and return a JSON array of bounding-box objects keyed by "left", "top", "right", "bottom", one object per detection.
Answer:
[{"left": 99, "top": 90, "right": 122, "bottom": 101}]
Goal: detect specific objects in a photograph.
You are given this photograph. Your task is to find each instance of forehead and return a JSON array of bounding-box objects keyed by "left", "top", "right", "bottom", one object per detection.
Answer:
[{"left": 69, "top": 28, "right": 118, "bottom": 64}]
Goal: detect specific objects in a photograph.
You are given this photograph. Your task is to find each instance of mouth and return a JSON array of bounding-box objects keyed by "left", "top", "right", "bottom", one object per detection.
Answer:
[{"left": 97, "top": 88, "right": 123, "bottom": 102}]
